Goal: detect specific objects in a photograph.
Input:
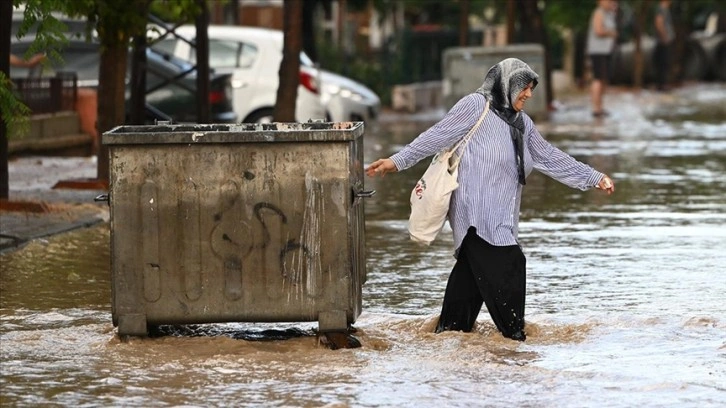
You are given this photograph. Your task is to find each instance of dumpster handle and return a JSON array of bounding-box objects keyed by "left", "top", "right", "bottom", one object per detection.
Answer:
[
  {"left": 354, "top": 190, "right": 376, "bottom": 198},
  {"left": 94, "top": 194, "right": 109, "bottom": 203}
]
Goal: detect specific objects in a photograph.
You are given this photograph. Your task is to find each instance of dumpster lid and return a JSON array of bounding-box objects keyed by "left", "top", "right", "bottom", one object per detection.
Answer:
[{"left": 102, "top": 122, "right": 364, "bottom": 145}]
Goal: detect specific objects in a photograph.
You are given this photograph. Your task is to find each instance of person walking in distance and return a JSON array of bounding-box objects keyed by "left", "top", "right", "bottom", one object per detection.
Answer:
[
  {"left": 587, "top": 0, "right": 619, "bottom": 117},
  {"left": 654, "top": 0, "right": 675, "bottom": 91},
  {"left": 366, "top": 58, "right": 615, "bottom": 341}
]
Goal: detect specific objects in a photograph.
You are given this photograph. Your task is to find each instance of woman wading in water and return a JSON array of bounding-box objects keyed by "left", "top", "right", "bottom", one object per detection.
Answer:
[{"left": 366, "top": 58, "right": 615, "bottom": 341}]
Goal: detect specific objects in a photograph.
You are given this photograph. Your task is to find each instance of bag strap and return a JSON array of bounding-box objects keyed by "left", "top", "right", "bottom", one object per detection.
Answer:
[{"left": 448, "top": 100, "right": 490, "bottom": 169}]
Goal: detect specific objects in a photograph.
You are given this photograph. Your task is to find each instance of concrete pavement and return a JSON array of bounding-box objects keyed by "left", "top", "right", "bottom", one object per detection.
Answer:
[{"left": 0, "top": 156, "right": 108, "bottom": 253}]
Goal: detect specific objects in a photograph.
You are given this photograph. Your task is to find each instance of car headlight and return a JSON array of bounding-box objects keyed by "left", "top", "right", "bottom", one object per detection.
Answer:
[
  {"left": 324, "top": 84, "right": 341, "bottom": 95},
  {"left": 329, "top": 86, "right": 364, "bottom": 102}
]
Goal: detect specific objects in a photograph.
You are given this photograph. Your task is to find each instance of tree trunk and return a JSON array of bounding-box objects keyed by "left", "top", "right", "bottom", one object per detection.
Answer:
[
  {"left": 671, "top": 1, "right": 691, "bottom": 83},
  {"left": 459, "top": 0, "right": 470, "bottom": 47},
  {"left": 129, "top": 34, "right": 147, "bottom": 125},
  {"left": 225, "top": 0, "right": 241, "bottom": 25},
  {"left": 518, "top": 0, "right": 553, "bottom": 106},
  {"left": 632, "top": 0, "right": 651, "bottom": 90},
  {"left": 337, "top": 0, "right": 346, "bottom": 49},
  {"left": 506, "top": 0, "right": 515, "bottom": 44},
  {"left": 302, "top": 0, "right": 318, "bottom": 61},
  {"left": 0, "top": 0, "right": 12, "bottom": 199},
  {"left": 274, "top": 0, "right": 303, "bottom": 122},
  {"left": 195, "top": 0, "right": 210, "bottom": 124},
  {"left": 96, "top": 44, "right": 128, "bottom": 182},
  {"left": 129, "top": 0, "right": 151, "bottom": 125},
  {"left": 95, "top": 0, "right": 151, "bottom": 182}
]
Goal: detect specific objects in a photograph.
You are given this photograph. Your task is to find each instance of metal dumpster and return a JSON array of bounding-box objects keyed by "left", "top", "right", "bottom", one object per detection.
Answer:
[{"left": 102, "top": 122, "right": 371, "bottom": 336}]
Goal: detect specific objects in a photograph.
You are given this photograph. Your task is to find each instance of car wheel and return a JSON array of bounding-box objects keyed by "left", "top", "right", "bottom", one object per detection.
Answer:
[{"left": 246, "top": 108, "right": 275, "bottom": 124}]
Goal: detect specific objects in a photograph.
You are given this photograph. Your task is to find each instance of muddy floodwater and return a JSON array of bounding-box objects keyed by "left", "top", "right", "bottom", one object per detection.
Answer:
[{"left": 2, "top": 85, "right": 725, "bottom": 407}]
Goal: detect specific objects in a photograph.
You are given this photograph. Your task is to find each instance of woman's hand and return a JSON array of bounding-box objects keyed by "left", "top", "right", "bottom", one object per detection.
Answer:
[
  {"left": 366, "top": 158, "right": 397, "bottom": 177},
  {"left": 596, "top": 174, "right": 615, "bottom": 195}
]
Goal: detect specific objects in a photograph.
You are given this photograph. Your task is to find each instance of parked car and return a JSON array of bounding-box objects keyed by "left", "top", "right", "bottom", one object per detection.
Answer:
[
  {"left": 10, "top": 37, "right": 237, "bottom": 124},
  {"left": 150, "top": 24, "right": 325, "bottom": 123},
  {"left": 149, "top": 25, "right": 380, "bottom": 123},
  {"left": 307, "top": 52, "right": 381, "bottom": 123}
]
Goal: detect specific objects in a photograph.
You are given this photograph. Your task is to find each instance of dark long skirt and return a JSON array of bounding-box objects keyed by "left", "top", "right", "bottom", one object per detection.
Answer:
[{"left": 435, "top": 227, "right": 527, "bottom": 341}]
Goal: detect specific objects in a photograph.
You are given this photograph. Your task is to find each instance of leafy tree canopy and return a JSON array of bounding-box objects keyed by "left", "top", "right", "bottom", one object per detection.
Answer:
[{"left": 3, "top": 0, "right": 205, "bottom": 137}]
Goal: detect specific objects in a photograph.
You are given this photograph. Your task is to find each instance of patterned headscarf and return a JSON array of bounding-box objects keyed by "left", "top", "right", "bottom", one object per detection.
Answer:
[{"left": 475, "top": 58, "right": 539, "bottom": 185}]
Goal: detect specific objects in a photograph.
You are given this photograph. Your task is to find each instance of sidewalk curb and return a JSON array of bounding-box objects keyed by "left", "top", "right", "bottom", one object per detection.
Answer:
[{"left": 0, "top": 206, "right": 109, "bottom": 254}]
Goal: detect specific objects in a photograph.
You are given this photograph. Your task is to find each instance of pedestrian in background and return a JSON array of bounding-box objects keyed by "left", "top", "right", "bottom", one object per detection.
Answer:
[
  {"left": 586, "top": 0, "right": 619, "bottom": 117},
  {"left": 366, "top": 58, "right": 615, "bottom": 341},
  {"left": 654, "top": 0, "right": 675, "bottom": 91}
]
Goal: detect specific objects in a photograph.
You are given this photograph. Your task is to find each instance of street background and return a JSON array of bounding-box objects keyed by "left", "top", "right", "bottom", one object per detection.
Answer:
[{"left": 1, "top": 83, "right": 725, "bottom": 407}]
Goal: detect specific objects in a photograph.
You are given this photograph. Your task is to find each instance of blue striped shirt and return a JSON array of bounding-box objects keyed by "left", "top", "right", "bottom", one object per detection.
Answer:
[{"left": 390, "top": 93, "right": 604, "bottom": 250}]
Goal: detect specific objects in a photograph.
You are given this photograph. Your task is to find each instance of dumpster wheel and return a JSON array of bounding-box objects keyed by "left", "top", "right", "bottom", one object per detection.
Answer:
[{"left": 318, "top": 328, "right": 361, "bottom": 350}]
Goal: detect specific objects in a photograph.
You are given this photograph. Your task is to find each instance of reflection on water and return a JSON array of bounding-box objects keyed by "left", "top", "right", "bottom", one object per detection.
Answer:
[{"left": 2, "top": 85, "right": 725, "bottom": 407}]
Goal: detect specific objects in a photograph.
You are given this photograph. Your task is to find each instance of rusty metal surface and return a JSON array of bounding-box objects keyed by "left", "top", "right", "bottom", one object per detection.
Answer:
[
  {"left": 104, "top": 123, "right": 366, "bottom": 335},
  {"left": 103, "top": 122, "right": 364, "bottom": 145}
]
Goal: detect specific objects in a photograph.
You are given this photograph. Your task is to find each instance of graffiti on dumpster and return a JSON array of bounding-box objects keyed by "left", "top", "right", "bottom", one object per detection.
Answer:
[{"left": 209, "top": 197, "right": 316, "bottom": 300}]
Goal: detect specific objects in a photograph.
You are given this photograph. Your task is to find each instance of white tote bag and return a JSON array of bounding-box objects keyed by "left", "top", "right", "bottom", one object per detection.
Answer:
[{"left": 408, "top": 101, "right": 490, "bottom": 245}]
